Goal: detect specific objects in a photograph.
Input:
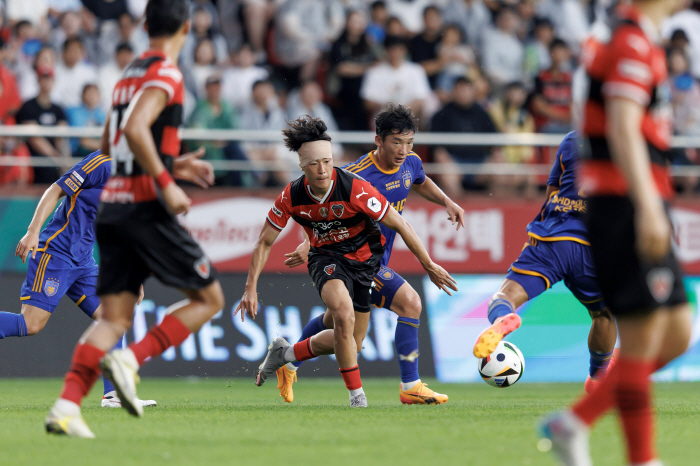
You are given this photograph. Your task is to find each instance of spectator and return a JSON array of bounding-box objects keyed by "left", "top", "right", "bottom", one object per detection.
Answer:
[
  {"left": 220, "top": 43, "right": 269, "bottom": 110},
  {"left": 442, "top": 0, "right": 491, "bottom": 49},
  {"left": 523, "top": 17, "right": 555, "bottom": 81},
  {"left": 0, "top": 137, "right": 33, "bottom": 186},
  {"left": 191, "top": 0, "right": 221, "bottom": 33},
  {"left": 181, "top": 7, "right": 228, "bottom": 67},
  {"left": 98, "top": 12, "right": 148, "bottom": 63},
  {"left": 409, "top": 5, "right": 444, "bottom": 89},
  {"left": 436, "top": 23, "right": 476, "bottom": 95},
  {"left": 15, "top": 66, "right": 69, "bottom": 184},
  {"left": 535, "top": 0, "right": 588, "bottom": 53},
  {"left": 51, "top": 11, "right": 98, "bottom": 64},
  {"left": 66, "top": 83, "right": 106, "bottom": 156},
  {"left": 482, "top": 7, "right": 524, "bottom": 87},
  {"left": 52, "top": 36, "right": 98, "bottom": 109},
  {"left": 669, "top": 48, "right": 700, "bottom": 135},
  {"left": 189, "top": 39, "right": 217, "bottom": 98},
  {"left": 367, "top": 1, "right": 389, "bottom": 44},
  {"left": 431, "top": 77, "right": 497, "bottom": 195},
  {"left": 81, "top": 0, "right": 128, "bottom": 21},
  {"left": 360, "top": 36, "right": 431, "bottom": 119},
  {"left": 98, "top": 42, "right": 134, "bottom": 112},
  {"left": 328, "top": 9, "right": 379, "bottom": 130},
  {"left": 385, "top": 16, "right": 409, "bottom": 39},
  {"left": 663, "top": 6, "right": 700, "bottom": 77},
  {"left": 6, "top": 0, "right": 49, "bottom": 29},
  {"left": 385, "top": 0, "right": 433, "bottom": 35},
  {"left": 531, "top": 38, "right": 572, "bottom": 133},
  {"left": 0, "top": 39, "right": 23, "bottom": 124},
  {"left": 48, "top": 0, "right": 83, "bottom": 18},
  {"left": 287, "top": 81, "right": 340, "bottom": 132},
  {"left": 16, "top": 45, "right": 56, "bottom": 102}
]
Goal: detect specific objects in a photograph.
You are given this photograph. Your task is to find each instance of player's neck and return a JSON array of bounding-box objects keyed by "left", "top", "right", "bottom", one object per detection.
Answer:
[
  {"left": 309, "top": 183, "right": 330, "bottom": 198},
  {"left": 372, "top": 149, "right": 394, "bottom": 172},
  {"left": 148, "top": 38, "right": 183, "bottom": 65}
]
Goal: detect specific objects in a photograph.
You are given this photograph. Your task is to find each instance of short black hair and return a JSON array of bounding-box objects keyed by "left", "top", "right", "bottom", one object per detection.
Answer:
[
  {"left": 370, "top": 1, "right": 386, "bottom": 10},
  {"left": 145, "top": 0, "right": 190, "bottom": 38},
  {"left": 454, "top": 76, "right": 472, "bottom": 87},
  {"left": 63, "top": 36, "right": 83, "bottom": 51},
  {"left": 384, "top": 35, "right": 407, "bottom": 50},
  {"left": 671, "top": 29, "right": 689, "bottom": 42},
  {"left": 375, "top": 103, "right": 418, "bottom": 140},
  {"left": 252, "top": 78, "right": 273, "bottom": 90},
  {"left": 116, "top": 41, "right": 134, "bottom": 54},
  {"left": 282, "top": 116, "right": 332, "bottom": 152},
  {"left": 423, "top": 5, "right": 441, "bottom": 17},
  {"left": 549, "top": 38, "right": 568, "bottom": 52}
]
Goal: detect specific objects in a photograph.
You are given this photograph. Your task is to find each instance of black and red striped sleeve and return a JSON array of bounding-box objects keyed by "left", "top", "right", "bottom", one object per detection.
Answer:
[
  {"left": 267, "top": 185, "right": 293, "bottom": 231},
  {"left": 349, "top": 179, "right": 390, "bottom": 221},
  {"left": 602, "top": 27, "right": 654, "bottom": 106},
  {"left": 142, "top": 62, "right": 184, "bottom": 106}
]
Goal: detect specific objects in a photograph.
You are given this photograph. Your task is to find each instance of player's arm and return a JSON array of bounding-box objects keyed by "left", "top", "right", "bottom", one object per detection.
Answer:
[
  {"left": 380, "top": 205, "right": 458, "bottom": 295},
  {"left": 234, "top": 222, "right": 282, "bottom": 321},
  {"left": 100, "top": 110, "right": 111, "bottom": 156},
  {"left": 15, "top": 183, "right": 66, "bottom": 263},
  {"left": 284, "top": 229, "right": 310, "bottom": 268},
  {"left": 411, "top": 177, "right": 465, "bottom": 230}
]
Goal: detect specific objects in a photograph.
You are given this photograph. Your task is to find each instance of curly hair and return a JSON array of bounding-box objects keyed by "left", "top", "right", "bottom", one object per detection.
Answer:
[
  {"left": 282, "top": 115, "right": 332, "bottom": 152},
  {"left": 375, "top": 103, "right": 419, "bottom": 140}
]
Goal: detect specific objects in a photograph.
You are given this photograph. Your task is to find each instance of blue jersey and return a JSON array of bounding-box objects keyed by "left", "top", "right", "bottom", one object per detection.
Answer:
[
  {"left": 343, "top": 150, "right": 426, "bottom": 266},
  {"left": 37, "top": 151, "right": 112, "bottom": 266},
  {"left": 526, "top": 132, "right": 588, "bottom": 244}
]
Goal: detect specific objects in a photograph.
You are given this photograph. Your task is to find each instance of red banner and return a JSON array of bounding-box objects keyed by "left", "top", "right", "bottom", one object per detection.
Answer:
[{"left": 180, "top": 193, "right": 700, "bottom": 275}]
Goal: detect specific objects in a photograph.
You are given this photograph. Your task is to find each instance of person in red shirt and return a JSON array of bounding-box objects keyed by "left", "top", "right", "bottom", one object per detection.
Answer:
[
  {"left": 539, "top": 2, "right": 692, "bottom": 466},
  {"left": 235, "top": 116, "right": 457, "bottom": 408}
]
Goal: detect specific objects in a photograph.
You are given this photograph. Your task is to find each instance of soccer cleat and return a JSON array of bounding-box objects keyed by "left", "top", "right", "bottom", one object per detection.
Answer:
[
  {"left": 399, "top": 382, "right": 448, "bottom": 405},
  {"left": 350, "top": 392, "right": 368, "bottom": 408},
  {"left": 101, "top": 391, "right": 157, "bottom": 408},
  {"left": 256, "top": 337, "right": 290, "bottom": 387},
  {"left": 45, "top": 403, "right": 95, "bottom": 438},
  {"left": 473, "top": 313, "right": 522, "bottom": 358},
  {"left": 100, "top": 348, "right": 143, "bottom": 418},
  {"left": 276, "top": 366, "right": 297, "bottom": 403},
  {"left": 538, "top": 410, "right": 592, "bottom": 466}
]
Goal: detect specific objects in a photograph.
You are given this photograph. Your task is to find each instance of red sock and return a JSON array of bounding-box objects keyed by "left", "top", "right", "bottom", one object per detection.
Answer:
[
  {"left": 572, "top": 360, "right": 618, "bottom": 426},
  {"left": 340, "top": 365, "right": 362, "bottom": 390},
  {"left": 129, "top": 315, "right": 191, "bottom": 365},
  {"left": 615, "top": 357, "right": 656, "bottom": 464},
  {"left": 293, "top": 338, "right": 316, "bottom": 362},
  {"left": 60, "top": 343, "right": 106, "bottom": 405}
]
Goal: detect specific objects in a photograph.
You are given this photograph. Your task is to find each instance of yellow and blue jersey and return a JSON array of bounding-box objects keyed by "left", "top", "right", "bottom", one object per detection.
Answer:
[
  {"left": 343, "top": 150, "right": 425, "bottom": 266},
  {"left": 37, "top": 151, "right": 112, "bottom": 266},
  {"left": 527, "top": 132, "right": 588, "bottom": 245}
]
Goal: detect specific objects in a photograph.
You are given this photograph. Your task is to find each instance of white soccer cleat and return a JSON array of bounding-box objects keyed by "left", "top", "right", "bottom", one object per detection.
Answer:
[
  {"left": 538, "top": 410, "right": 592, "bottom": 466},
  {"left": 100, "top": 348, "right": 143, "bottom": 417},
  {"left": 256, "top": 337, "right": 291, "bottom": 387},
  {"left": 45, "top": 399, "right": 95, "bottom": 438},
  {"left": 350, "top": 391, "right": 368, "bottom": 408},
  {"left": 101, "top": 391, "right": 157, "bottom": 408}
]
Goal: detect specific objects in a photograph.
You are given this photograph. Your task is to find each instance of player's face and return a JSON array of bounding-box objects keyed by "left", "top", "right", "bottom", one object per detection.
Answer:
[
  {"left": 303, "top": 158, "right": 334, "bottom": 191},
  {"left": 376, "top": 131, "right": 414, "bottom": 169}
]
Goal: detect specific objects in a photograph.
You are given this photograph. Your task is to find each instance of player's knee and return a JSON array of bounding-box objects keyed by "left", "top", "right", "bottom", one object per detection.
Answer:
[
  {"left": 332, "top": 310, "right": 354, "bottom": 337},
  {"left": 396, "top": 292, "right": 422, "bottom": 319}
]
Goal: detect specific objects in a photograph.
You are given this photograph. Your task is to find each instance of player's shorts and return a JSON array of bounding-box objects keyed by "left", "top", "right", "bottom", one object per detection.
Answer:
[
  {"left": 96, "top": 203, "right": 217, "bottom": 296},
  {"left": 371, "top": 266, "right": 407, "bottom": 309},
  {"left": 308, "top": 254, "right": 379, "bottom": 313},
  {"left": 506, "top": 236, "right": 606, "bottom": 312},
  {"left": 585, "top": 196, "right": 687, "bottom": 316},
  {"left": 19, "top": 251, "right": 100, "bottom": 316}
]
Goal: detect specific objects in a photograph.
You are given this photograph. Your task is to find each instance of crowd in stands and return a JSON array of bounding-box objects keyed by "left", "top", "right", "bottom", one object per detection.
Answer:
[{"left": 0, "top": 0, "right": 699, "bottom": 195}]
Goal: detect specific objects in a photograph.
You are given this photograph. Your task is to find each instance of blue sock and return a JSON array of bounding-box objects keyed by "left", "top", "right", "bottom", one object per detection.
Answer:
[
  {"left": 103, "top": 336, "right": 125, "bottom": 395},
  {"left": 395, "top": 317, "right": 420, "bottom": 383},
  {"left": 292, "top": 315, "right": 326, "bottom": 368},
  {"left": 589, "top": 350, "right": 614, "bottom": 378},
  {"left": 0, "top": 312, "right": 28, "bottom": 338},
  {"left": 487, "top": 299, "right": 514, "bottom": 324}
]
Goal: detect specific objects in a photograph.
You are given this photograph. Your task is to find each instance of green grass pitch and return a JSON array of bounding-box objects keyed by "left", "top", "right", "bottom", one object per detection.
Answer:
[{"left": 1, "top": 378, "right": 698, "bottom": 466}]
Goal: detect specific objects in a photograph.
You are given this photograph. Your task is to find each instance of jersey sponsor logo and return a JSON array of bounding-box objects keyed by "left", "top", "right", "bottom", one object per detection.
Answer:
[
  {"left": 299, "top": 209, "right": 312, "bottom": 218},
  {"left": 320, "top": 207, "right": 329, "bottom": 218},
  {"left": 194, "top": 257, "right": 211, "bottom": 279},
  {"left": 324, "top": 264, "right": 336, "bottom": 275},
  {"left": 378, "top": 267, "right": 394, "bottom": 280},
  {"left": 332, "top": 204, "right": 344, "bottom": 218},
  {"left": 367, "top": 197, "right": 382, "bottom": 213},
  {"left": 71, "top": 171, "right": 84, "bottom": 183},
  {"left": 272, "top": 206, "right": 283, "bottom": 217},
  {"left": 647, "top": 267, "right": 674, "bottom": 303},
  {"left": 402, "top": 171, "right": 412, "bottom": 189},
  {"left": 356, "top": 187, "right": 368, "bottom": 199},
  {"left": 44, "top": 278, "right": 59, "bottom": 297},
  {"left": 385, "top": 180, "right": 401, "bottom": 191},
  {"left": 65, "top": 178, "right": 80, "bottom": 193}
]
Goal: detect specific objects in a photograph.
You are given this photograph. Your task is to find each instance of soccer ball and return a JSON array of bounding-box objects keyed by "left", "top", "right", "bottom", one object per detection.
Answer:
[{"left": 477, "top": 341, "right": 525, "bottom": 388}]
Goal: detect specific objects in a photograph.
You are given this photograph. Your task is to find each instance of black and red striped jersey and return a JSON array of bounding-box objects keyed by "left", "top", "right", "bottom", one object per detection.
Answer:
[
  {"left": 267, "top": 168, "right": 389, "bottom": 265},
  {"left": 101, "top": 50, "right": 185, "bottom": 205}
]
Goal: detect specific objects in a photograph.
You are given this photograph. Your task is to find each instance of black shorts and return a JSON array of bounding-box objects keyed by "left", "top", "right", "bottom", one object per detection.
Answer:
[
  {"left": 308, "top": 254, "right": 379, "bottom": 313},
  {"left": 96, "top": 201, "right": 217, "bottom": 296},
  {"left": 586, "top": 196, "right": 687, "bottom": 316}
]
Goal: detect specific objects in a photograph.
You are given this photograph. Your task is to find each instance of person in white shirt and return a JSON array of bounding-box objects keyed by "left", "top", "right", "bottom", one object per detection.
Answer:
[
  {"left": 286, "top": 81, "right": 343, "bottom": 158},
  {"left": 52, "top": 36, "right": 98, "bottom": 109},
  {"left": 481, "top": 7, "right": 524, "bottom": 88},
  {"left": 662, "top": 5, "right": 700, "bottom": 78},
  {"left": 220, "top": 43, "right": 269, "bottom": 110},
  {"left": 97, "top": 42, "right": 134, "bottom": 113}
]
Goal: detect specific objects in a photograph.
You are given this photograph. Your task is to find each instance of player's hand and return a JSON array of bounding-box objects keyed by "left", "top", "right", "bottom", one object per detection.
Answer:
[
  {"left": 234, "top": 287, "right": 258, "bottom": 322},
  {"left": 424, "top": 261, "right": 458, "bottom": 296},
  {"left": 173, "top": 147, "right": 214, "bottom": 189},
  {"left": 162, "top": 182, "right": 192, "bottom": 215},
  {"left": 137, "top": 285, "right": 145, "bottom": 305},
  {"left": 16, "top": 230, "right": 40, "bottom": 264},
  {"left": 635, "top": 200, "right": 671, "bottom": 263},
  {"left": 284, "top": 240, "right": 310, "bottom": 268},
  {"left": 446, "top": 199, "right": 465, "bottom": 231}
]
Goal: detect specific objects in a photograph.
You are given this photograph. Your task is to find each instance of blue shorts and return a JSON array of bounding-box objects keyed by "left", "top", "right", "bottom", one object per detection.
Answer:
[
  {"left": 506, "top": 237, "right": 606, "bottom": 312},
  {"left": 20, "top": 251, "right": 100, "bottom": 316},
  {"left": 371, "top": 266, "right": 407, "bottom": 309}
]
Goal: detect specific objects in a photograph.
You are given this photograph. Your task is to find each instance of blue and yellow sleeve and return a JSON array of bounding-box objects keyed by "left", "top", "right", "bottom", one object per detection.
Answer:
[
  {"left": 411, "top": 153, "right": 426, "bottom": 185},
  {"left": 56, "top": 151, "right": 112, "bottom": 195}
]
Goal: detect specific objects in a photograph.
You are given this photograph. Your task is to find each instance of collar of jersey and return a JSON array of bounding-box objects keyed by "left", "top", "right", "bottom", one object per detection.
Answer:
[
  {"left": 369, "top": 150, "right": 400, "bottom": 175},
  {"left": 304, "top": 168, "right": 337, "bottom": 203}
]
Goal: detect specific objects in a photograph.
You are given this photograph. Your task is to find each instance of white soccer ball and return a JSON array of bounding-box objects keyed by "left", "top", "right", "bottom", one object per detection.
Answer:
[{"left": 477, "top": 341, "right": 525, "bottom": 388}]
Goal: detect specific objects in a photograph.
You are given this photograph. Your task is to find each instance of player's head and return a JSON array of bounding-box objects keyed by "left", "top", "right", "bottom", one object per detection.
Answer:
[
  {"left": 144, "top": 0, "right": 190, "bottom": 44},
  {"left": 283, "top": 115, "right": 334, "bottom": 190},
  {"left": 374, "top": 103, "right": 418, "bottom": 169}
]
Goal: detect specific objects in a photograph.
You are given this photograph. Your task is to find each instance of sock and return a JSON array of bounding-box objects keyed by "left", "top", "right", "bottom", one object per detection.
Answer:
[
  {"left": 292, "top": 315, "right": 326, "bottom": 368},
  {"left": 129, "top": 314, "right": 191, "bottom": 366},
  {"left": 292, "top": 338, "right": 317, "bottom": 362},
  {"left": 0, "top": 312, "right": 28, "bottom": 338},
  {"left": 487, "top": 299, "right": 513, "bottom": 324},
  {"left": 589, "top": 350, "right": 614, "bottom": 378},
  {"left": 59, "top": 343, "right": 106, "bottom": 405},
  {"left": 572, "top": 359, "right": 619, "bottom": 426},
  {"left": 395, "top": 317, "right": 420, "bottom": 383},
  {"left": 615, "top": 357, "right": 656, "bottom": 464},
  {"left": 103, "top": 336, "right": 124, "bottom": 395},
  {"left": 340, "top": 365, "right": 362, "bottom": 390},
  {"left": 350, "top": 387, "right": 364, "bottom": 397},
  {"left": 401, "top": 380, "right": 421, "bottom": 391}
]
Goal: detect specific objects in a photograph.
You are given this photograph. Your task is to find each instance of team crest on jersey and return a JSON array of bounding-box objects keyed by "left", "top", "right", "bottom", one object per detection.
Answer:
[
  {"left": 324, "top": 264, "right": 336, "bottom": 275},
  {"left": 647, "top": 267, "right": 674, "bottom": 303},
  {"left": 320, "top": 207, "right": 329, "bottom": 218},
  {"left": 44, "top": 278, "right": 59, "bottom": 297},
  {"left": 194, "top": 257, "right": 211, "bottom": 279},
  {"left": 379, "top": 267, "right": 394, "bottom": 280},
  {"left": 402, "top": 171, "right": 412, "bottom": 189},
  {"left": 331, "top": 204, "right": 344, "bottom": 218}
]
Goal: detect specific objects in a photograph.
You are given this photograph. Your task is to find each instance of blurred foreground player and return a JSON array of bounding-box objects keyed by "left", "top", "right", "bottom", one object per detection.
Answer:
[
  {"left": 1, "top": 150, "right": 155, "bottom": 408},
  {"left": 281, "top": 104, "right": 463, "bottom": 404},
  {"left": 539, "top": 2, "right": 692, "bottom": 465},
  {"left": 235, "top": 116, "right": 457, "bottom": 407},
  {"left": 472, "top": 132, "right": 618, "bottom": 392},
  {"left": 46, "top": 0, "right": 224, "bottom": 438}
]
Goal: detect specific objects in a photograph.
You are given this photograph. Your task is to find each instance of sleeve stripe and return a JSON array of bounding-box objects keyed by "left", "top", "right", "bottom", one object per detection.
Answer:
[
  {"left": 83, "top": 154, "right": 110, "bottom": 171},
  {"left": 602, "top": 82, "right": 650, "bottom": 106},
  {"left": 141, "top": 80, "right": 175, "bottom": 102},
  {"left": 266, "top": 216, "right": 283, "bottom": 231},
  {"left": 85, "top": 158, "right": 111, "bottom": 174},
  {"left": 378, "top": 201, "right": 390, "bottom": 221}
]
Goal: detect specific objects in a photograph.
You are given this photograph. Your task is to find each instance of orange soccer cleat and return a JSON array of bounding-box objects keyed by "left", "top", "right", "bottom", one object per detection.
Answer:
[
  {"left": 473, "top": 313, "right": 522, "bottom": 359},
  {"left": 399, "top": 382, "right": 448, "bottom": 405},
  {"left": 276, "top": 365, "right": 297, "bottom": 403}
]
